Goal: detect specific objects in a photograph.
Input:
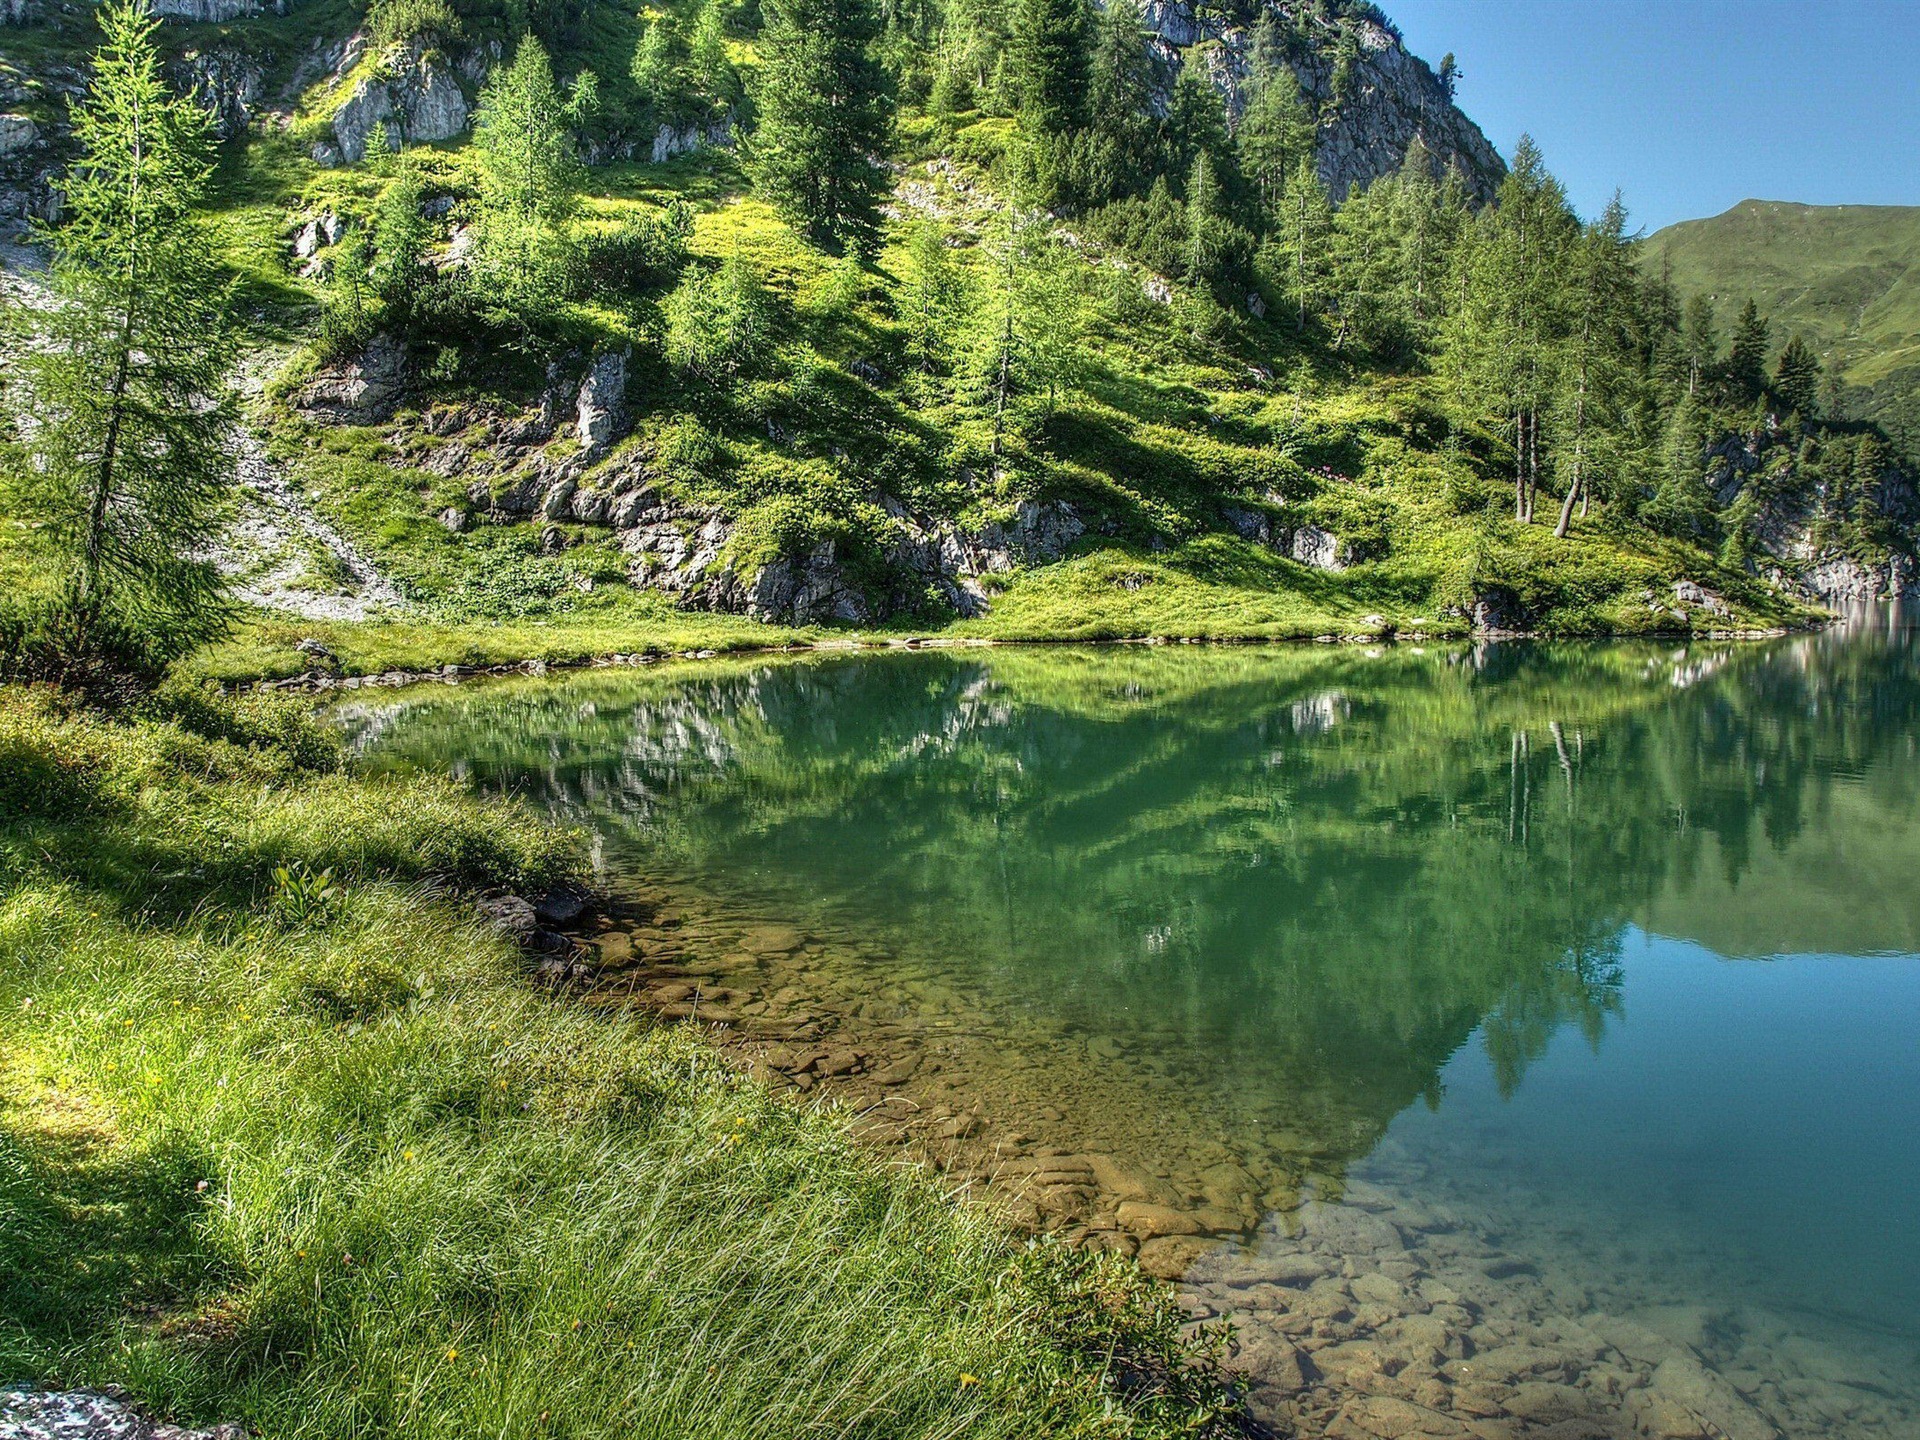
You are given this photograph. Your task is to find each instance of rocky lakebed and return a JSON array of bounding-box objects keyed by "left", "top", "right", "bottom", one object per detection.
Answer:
[{"left": 532, "top": 878, "right": 1918, "bottom": 1440}]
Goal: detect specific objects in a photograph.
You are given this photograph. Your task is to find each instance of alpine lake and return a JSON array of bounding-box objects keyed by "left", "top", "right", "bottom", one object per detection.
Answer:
[{"left": 342, "top": 612, "right": 1920, "bottom": 1440}]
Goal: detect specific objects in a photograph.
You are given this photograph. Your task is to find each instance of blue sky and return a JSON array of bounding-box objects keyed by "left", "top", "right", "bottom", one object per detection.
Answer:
[{"left": 1390, "top": 0, "right": 1920, "bottom": 235}]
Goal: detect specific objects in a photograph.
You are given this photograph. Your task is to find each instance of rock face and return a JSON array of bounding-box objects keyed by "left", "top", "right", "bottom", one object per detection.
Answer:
[
  {"left": 1138, "top": 0, "right": 1506, "bottom": 202},
  {"left": 574, "top": 348, "right": 631, "bottom": 457},
  {"left": 1706, "top": 426, "right": 1920, "bottom": 606},
  {"left": 1, "top": 0, "right": 42, "bottom": 24},
  {"left": 145, "top": 0, "right": 306, "bottom": 20},
  {"left": 169, "top": 47, "right": 266, "bottom": 140},
  {"left": 322, "top": 38, "right": 474, "bottom": 164},
  {"left": 0, "top": 1389, "right": 245, "bottom": 1440},
  {"left": 293, "top": 333, "right": 409, "bottom": 425}
]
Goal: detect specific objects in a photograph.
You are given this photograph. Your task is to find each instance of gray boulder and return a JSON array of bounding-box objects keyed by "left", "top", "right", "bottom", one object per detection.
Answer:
[
  {"left": 574, "top": 348, "right": 630, "bottom": 456},
  {"left": 0, "top": 113, "right": 37, "bottom": 159},
  {"left": 294, "top": 333, "right": 408, "bottom": 425},
  {"left": 0, "top": 1389, "right": 245, "bottom": 1440},
  {"left": 323, "top": 39, "right": 471, "bottom": 164}
]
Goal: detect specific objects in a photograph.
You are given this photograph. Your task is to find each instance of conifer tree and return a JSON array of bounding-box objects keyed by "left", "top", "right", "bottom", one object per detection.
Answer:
[
  {"left": 1270, "top": 153, "right": 1332, "bottom": 328},
  {"left": 901, "top": 219, "right": 963, "bottom": 374},
  {"left": 2, "top": 0, "right": 238, "bottom": 690},
  {"left": 1163, "top": 53, "right": 1233, "bottom": 187},
  {"left": 1236, "top": 57, "right": 1314, "bottom": 228},
  {"left": 1438, "top": 135, "right": 1577, "bottom": 523},
  {"left": 1773, "top": 333, "right": 1821, "bottom": 419},
  {"left": 750, "top": 0, "right": 893, "bottom": 256},
  {"left": 1182, "top": 152, "right": 1227, "bottom": 285},
  {"left": 1552, "top": 194, "right": 1641, "bottom": 536},
  {"left": 1009, "top": 0, "right": 1088, "bottom": 133},
  {"left": 1084, "top": 0, "right": 1154, "bottom": 200},
  {"left": 1680, "top": 295, "right": 1716, "bottom": 397},
  {"left": 1726, "top": 298, "right": 1770, "bottom": 400},
  {"left": 473, "top": 36, "right": 585, "bottom": 323}
]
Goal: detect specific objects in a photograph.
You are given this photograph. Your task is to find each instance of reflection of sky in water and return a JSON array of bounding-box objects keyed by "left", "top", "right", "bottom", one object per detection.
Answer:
[{"left": 1379, "top": 927, "right": 1920, "bottom": 1340}]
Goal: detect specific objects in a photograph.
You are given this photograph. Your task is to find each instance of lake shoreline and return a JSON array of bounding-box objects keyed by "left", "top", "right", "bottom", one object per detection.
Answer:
[{"left": 232, "top": 619, "right": 1811, "bottom": 695}]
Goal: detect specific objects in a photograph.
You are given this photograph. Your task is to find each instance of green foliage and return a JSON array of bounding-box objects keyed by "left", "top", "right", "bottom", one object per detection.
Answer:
[
  {"left": 0, "top": 0, "right": 238, "bottom": 699},
  {"left": 749, "top": 0, "right": 893, "bottom": 255},
  {"left": 471, "top": 36, "right": 586, "bottom": 328},
  {"left": 663, "top": 251, "right": 774, "bottom": 379},
  {"left": 583, "top": 200, "right": 694, "bottom": 292},
  {"left": 271, "top": 859, "right": 345, "bottom": 926},
  {"left": 367, "top": 0, "right": 461, "bottom": 48}
]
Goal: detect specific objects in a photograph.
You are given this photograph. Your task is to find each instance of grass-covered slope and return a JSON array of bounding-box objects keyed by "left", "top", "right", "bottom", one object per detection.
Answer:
[
  {"left": 1646, "top": 200, "right": 1920, "bottom": 449},
  {"left": 0, "top": 685, "right": 1240, "bottom": 1437}
]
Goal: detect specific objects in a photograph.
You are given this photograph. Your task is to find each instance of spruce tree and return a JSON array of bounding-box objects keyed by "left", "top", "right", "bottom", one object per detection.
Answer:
[
  {"left": 1726, "top": 298, "right": 1770, "bottom": 400},
  {"left": 1269, "top": 153, "right": 1331, "bottom": 329},
  {"left": 3, "top": 0, "right": 238, "bottom": 691},
  {"left": 1773, "top": 333, "right": 1821, "bottom": 419},
  {"left": 1163, "top": 53, "right": 1232, "bottom": 187},
  {"left": 750, "top": 0, "right": 893, "bottom": 256},
  {"left": 1009, "top": 0, "right": 1088, "bottom": 133},
  {"left": 1083, "top": 0, "right": 1154, "bottom": 202}
]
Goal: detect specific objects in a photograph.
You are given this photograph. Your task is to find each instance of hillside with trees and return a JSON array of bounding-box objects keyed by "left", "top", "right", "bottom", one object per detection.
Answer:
[
  {"left": 3, "top": 0, "right": 1917, "bottom": 689},
  {"left": 1646, "top": 200, "right": 1920, "bottom": 461}
]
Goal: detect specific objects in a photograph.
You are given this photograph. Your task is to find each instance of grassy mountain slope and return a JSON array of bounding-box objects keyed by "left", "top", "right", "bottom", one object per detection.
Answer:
[{"left": 1646, "top": 200, "right": 1920, "bottom": 448}]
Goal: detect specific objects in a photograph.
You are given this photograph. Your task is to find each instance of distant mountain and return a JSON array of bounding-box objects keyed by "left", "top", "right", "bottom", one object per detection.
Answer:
[{"left": 1645, "top": 200, "right": 1920, "bottom": 453}]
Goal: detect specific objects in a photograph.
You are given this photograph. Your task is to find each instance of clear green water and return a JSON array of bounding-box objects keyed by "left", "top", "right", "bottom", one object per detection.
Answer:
[{"left": 348, "top": 618, "right": 1920, "bottom": 1435}]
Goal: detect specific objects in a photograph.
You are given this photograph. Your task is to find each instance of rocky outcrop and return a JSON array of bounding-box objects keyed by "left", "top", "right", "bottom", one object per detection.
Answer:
[
  {"left": 293, "top": 333, "right": 409, "bottom": 425},
  {"left": 170, "top": 46, "right": 266, "bottom": 140},
  {"left": 1139, "top": 0, "right": 1506, "bottom": 202},
  {"left": 1705, "top": 424, "right": 1920, "bottom": 606},
  {"left": 145, "top": 0, "right": 309, "bottom": 21},
  {"left": 0, "top": 1389, "right": 244, "bottom": 1440},
  {"left": 574, "top": 348, "right": 631, "bottom": 457},
  {"left": 1, "top": 0, "right": 43, "bottom": 25},
  {"left": 315, "top": 37, "right": 479, "bottom": 164},
  {"left": 650, "top": 118, "right": 731, "bottom": 164}
]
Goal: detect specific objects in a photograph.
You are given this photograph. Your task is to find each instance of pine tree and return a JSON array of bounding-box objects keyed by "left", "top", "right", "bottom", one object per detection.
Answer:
[
  {"left": 2, "top": 0, "right": 238, "bottom": 691},
  {"left": 1726, "top": 298, "right": 1770, "bottom": 400},
  {"left": 473, "top": 35, "right": 584, "bottom": 323},
  {"left": 1773, "top": 333, "right": 1821, "bottom": 419},
  {"left": 750, "top": 0, "right": 893, "bottom": 256},
  {"left": 1008, "top": 0, "right": 1087, "bottom": 133}
]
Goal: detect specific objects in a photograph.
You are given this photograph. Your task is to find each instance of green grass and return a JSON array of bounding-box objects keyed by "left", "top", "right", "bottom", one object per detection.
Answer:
[
  {"left": 1645, "top": 200, "right": 1920, "bottom": 453},
  {"left": 0, "top": 686, "right": 1241, "bottom": 1437},
  {"left": 1646, "top": 200, "right": 1920, "bottom": 390}
]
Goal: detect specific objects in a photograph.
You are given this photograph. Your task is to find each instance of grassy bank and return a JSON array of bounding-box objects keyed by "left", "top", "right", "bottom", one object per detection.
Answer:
[{"left": 0, "top": 686, "right": 1240, "bottom": 1438}]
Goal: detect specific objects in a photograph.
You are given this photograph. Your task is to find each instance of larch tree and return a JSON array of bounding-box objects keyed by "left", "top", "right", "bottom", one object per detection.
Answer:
[
  {"left": 750, "top": 0, "right": 893, "bottom": 256},
  {"left": 2, "top": 0, "right": 238, "bottom": 692},
  {"left": 1439, "top": 135, "right": 1578, "bottom": 523},
  {"left": 472, "top": 36, "right": 586, "bottom": 324}
]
